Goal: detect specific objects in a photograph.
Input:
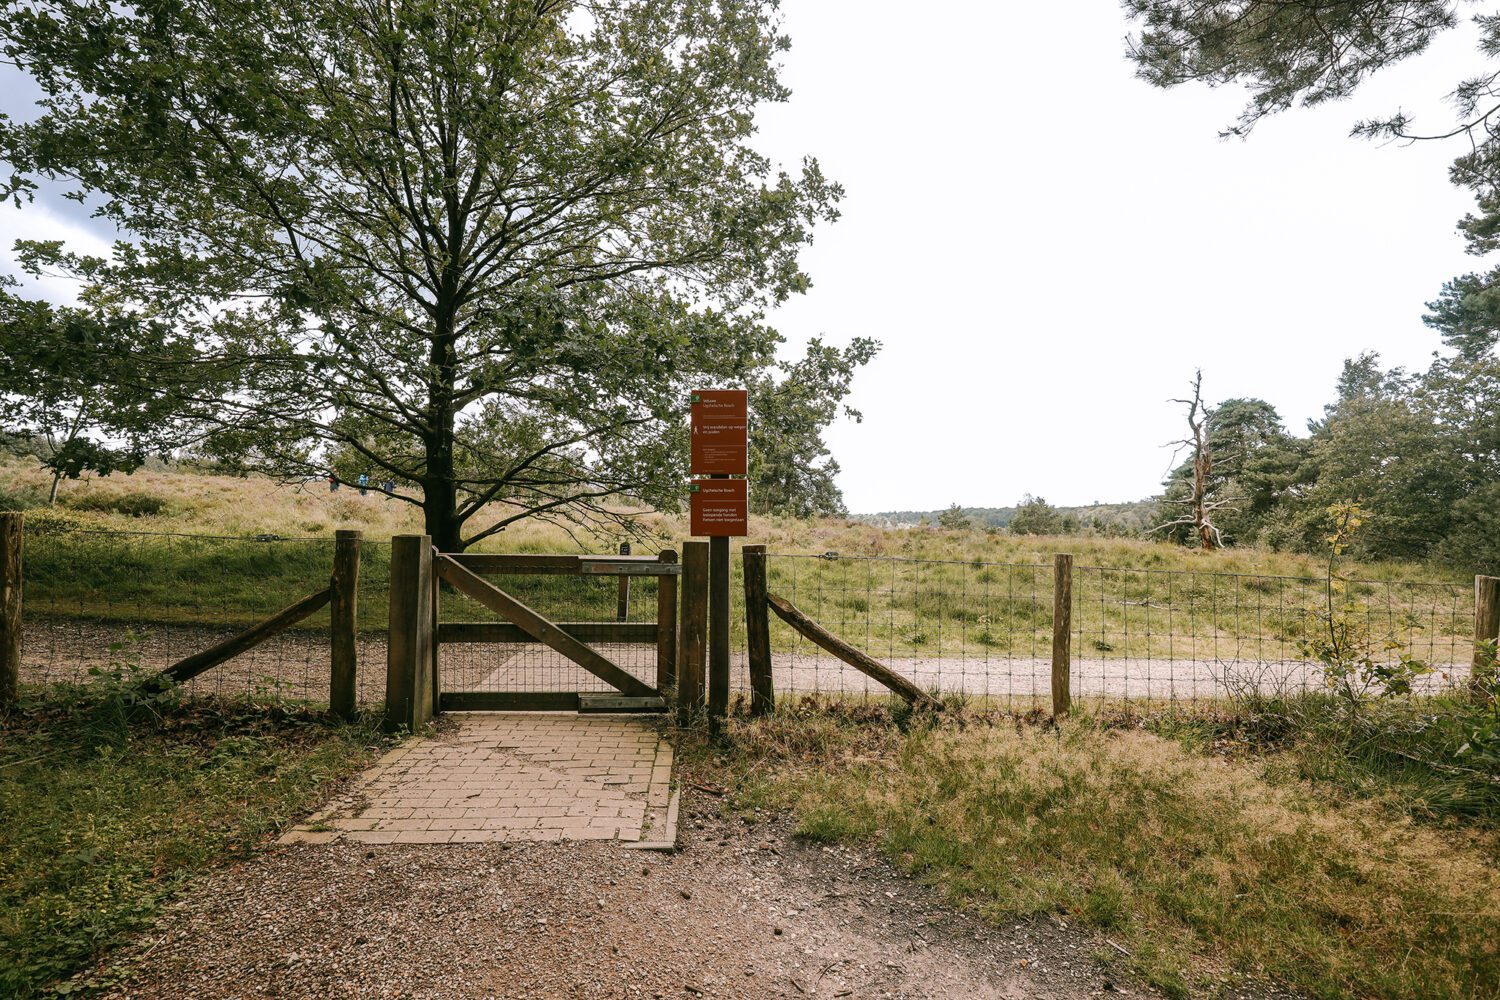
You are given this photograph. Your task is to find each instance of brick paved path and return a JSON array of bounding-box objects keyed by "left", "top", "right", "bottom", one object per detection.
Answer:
[{"left": 282, "top": 713, "right": 676, "bottom": 847}]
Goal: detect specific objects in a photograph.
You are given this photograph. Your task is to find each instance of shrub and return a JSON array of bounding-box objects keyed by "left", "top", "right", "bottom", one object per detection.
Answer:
[
  {"left": 62, "top": 490, "right": 169, "bottom": 517},
  {"left": 22, "top": 507, "right": 91, "bottom": 535},
  {"left": 0, "top": 483, "right": 46, "bottom": 511}
]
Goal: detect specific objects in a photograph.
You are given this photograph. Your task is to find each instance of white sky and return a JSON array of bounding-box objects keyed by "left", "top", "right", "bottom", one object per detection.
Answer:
[
  {"left": 0, "top": 2, "right": 1484, "bottom": 512},
  {"left": 757, "top": 1, "right": 1481, "bottom": 512}
]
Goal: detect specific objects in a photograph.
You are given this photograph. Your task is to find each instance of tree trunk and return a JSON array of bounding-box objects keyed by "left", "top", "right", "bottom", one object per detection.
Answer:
[
  {"left": 424, "top": 493, "right": 462, "bottom": 552},
  {"left": 47, "top": 471, "right": 61, "bottom": 506}
]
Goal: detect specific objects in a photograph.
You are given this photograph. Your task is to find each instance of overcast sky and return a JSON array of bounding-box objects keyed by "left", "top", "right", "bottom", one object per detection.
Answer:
[{"left": 0, "top": 2, "right": 1484, "bottom": 513}]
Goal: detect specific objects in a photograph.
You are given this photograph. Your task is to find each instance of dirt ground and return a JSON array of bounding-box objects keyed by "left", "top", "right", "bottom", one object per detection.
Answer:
[{"left": 90, "top": 792, "right": 1301, "bottom": 1000}]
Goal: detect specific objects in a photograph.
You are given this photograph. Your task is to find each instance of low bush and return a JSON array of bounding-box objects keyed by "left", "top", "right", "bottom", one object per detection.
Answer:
[
  {"left": 0, "top": 484, "right": 46, "bottom": 511},
  {"left": 61, "top": 490, "right": 169, "bottom": 517}
]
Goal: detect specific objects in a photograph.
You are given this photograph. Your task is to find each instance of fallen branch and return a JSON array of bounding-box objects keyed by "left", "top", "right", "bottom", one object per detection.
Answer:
[{"left": 766, "top": 593, "right": 943, "bottom": 710}]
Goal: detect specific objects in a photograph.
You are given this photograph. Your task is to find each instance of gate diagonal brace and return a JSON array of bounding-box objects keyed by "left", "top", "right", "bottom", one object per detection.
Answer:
[{"left": 433, "top": 554, "right": 656, "bottom": 698}]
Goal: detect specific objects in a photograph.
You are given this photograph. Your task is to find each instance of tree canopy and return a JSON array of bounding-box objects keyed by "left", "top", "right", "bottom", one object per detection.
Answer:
[
  {"left": 1, "top": 0, "right": 867, "bottom": 547},
  {"left": 1124, "top": 1, "right": 1500, "bottom": 357}
]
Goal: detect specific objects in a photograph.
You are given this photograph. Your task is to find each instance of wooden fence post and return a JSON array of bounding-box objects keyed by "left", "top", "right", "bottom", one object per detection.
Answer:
[
  {"left": 329, "top": 529, "right": 361, "bottom": 720},
  {"left": 743, "top": 544, "right": 773, "bottom": 716},
  {"left": 1051, "top": 553, "right": 1073, "bottom": 718},
  {"left": 656, "top": 549, "right": 678, "bottom": 692},
  {"left": 385, "top": 534, "right": 434, "bottom": 733},
  {"left": 1476, "top": 574, "right": 1500, "bottom": 698},
  {"left": 708, "top": 536, "right": 730, "bottom": 729},
  {"left": 678, "top": 540, "right": 709, "bottom": 721},
  {"left": 0, "top": 513, "right": 20, "bottom": 710},
  {"left": 617, "top": 541, "right": 632, "bottom": 622}
]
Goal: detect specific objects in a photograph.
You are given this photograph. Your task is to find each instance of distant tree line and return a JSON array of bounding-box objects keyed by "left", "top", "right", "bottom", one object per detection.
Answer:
[
  {"left": 1150, "top": 339, "right": 1500, "bottom": 573},
  {"left": 872, "top": 498, "right": 1154, "bottom": 538}
]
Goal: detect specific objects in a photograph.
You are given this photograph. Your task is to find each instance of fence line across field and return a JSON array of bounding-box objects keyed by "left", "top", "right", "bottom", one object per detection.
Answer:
[{"left": 2, "top": 521, "right": 1492, "bottom": 714}]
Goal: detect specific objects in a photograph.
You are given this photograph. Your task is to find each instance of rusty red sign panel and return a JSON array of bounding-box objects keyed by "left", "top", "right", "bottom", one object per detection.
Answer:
[
  {"left": 689, "top": 478, "right": 748, "bottom": 537},
  {"left": 690, "top": 389, "right": 748, "bottom": 476}
]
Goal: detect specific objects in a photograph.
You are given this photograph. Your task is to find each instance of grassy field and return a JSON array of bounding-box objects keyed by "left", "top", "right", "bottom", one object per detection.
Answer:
[
  {"left": 680, "top": 701, "right": 1500, "bottom": 1000},
  {"left": 0, "top": 688, "right": 386, "bottom": 997},
  {"left": 2, "top": 460, "right": 1476, "bottom": 665}
]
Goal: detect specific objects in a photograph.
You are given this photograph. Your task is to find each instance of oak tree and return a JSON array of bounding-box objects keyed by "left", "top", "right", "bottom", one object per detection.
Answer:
[{"left": 1, "top": 0, "right": 850, "bottom": 548}]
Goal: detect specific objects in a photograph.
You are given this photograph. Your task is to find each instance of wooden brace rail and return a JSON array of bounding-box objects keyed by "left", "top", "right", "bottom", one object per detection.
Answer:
[
  {"left": 766, "top": 593, "right": 942, "bottom": 710},
  {"left": 161, "top": 588, "right": 332, "bottom": 684}
]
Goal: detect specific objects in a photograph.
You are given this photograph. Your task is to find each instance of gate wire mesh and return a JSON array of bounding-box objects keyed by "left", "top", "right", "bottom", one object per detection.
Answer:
[
  {"left": 748, "top": 553, "right": 1475, "bottom": 709},
  {"left": 437, "top": 567, "right": 663, "bottom": 696},
  {"left": 19, "top": 529, "right": 391, "bottom": 706}
]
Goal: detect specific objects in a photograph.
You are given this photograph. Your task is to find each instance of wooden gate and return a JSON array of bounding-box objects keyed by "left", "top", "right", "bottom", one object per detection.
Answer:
[{"left": 383, "top": 535, "right": 679, "bottom": 731}]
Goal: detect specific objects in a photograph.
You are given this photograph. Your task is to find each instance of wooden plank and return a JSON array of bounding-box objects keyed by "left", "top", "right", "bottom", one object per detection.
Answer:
[
  {"left": 1052, "top": 553, "right": 1073, "bottom": 718},
  {"left": 579, "top": 693, "right": 667, "bottom": 713},
  {"left": 0, "top": 513, "right": 20, "bottom": 709},
  {"left": 438, "top": 622, "right": 659, "bottom": 644},
  {"left": 678, "top": 541, "right": 709, "bottom": 719},
  {"left": 447, "top": 553, "right": 583, "bottom": 575},
  {"left": 385, "top": 535, "right": 434, "bottom": 733},
  {"left": 1475, "top": 575, "right": 1500, "bottom": 698},
  {"left": 657, "top": 549, "right": 678, "bottom": 691},
  {"left": 582, "top": 560, "right": 682, "bottom": 576},
  {"left": 766, "top": 593, "right": 941, "bottom": 710},
  {"left": 434, "top": 555, "right": 655, "bottom": 697},
  {"left": 743, "top": 544, "right": 774, "bottom": 716},
  {"left": 329, "top": 529, "right": 360, "bottom": 720},
  {"left": 164, "top": 588, "right": 331, "bottom": 684},
  {"left": 442, "top": 691, "right": 578, "bottom": 712}
]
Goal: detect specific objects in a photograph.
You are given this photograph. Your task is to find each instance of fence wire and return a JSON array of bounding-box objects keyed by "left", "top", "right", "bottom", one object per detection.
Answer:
[
  {"left": 750, "top": 553, "right": 1474, "bottom": 709},
  {"left": 15, "top": 529, "right": 1480, "bottom": 711},
  {"left": 19, "top": 529, "right": 391, "bottom": 706}
]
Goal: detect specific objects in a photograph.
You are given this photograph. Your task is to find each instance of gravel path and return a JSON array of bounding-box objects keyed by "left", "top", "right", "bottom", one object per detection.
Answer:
[{"left": 91, "top": 792, "right": 1299, "bottom": 1000}]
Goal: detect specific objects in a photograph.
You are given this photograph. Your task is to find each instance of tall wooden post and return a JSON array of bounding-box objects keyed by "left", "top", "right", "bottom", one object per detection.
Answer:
[
  {"left": 1475, "top": 575, "right": 1500, "bottom": 699},
  {"left": 656, "top": 549, "right": 678, "bottom": 691},
  {"left": 329, "top": 529, "right": 361, "bottom": 720},
  {"left": 678, "top": 540, "right": 709, "bottom": 721},
  {"left": 743, "top": 544, "right": 773, "bottom": 716},
  {"left": 385, "top": 534, "right": 435, "bottom": 733},
  {"left": 1051, "top": 553, "right": 1073, "bottom": 718},
  {"left": 0, "top": 513, "right": 21, "bottom": 710},
  {"left": 708, "top": 534, "right": 730, "bottom": 730},
  {"left": 617, "top": 541, "right": 632, "bottom": 622}
]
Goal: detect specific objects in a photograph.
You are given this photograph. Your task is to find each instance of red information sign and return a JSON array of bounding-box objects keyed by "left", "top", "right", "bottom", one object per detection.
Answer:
[
  {"left": 690, "top": 389, "right": 748, "bottom": 476},
  {"left": 690, "top": 478, "right": 748, "bottom": 537}
]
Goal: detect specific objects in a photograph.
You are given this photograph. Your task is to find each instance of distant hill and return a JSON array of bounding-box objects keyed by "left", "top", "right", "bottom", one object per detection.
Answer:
[{"left": 859, "top": 501, "right": 1158, "bottom": 535}]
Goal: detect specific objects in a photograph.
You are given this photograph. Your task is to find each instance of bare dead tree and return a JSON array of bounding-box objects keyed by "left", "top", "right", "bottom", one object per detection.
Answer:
[{"left": 1149, "top": 369, "right": 1240, "bottom": 551}]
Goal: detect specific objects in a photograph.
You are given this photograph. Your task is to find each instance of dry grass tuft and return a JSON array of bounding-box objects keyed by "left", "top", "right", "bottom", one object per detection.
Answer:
[{"left": 685, "top": 705, "right": 1500, "bottom": 999}]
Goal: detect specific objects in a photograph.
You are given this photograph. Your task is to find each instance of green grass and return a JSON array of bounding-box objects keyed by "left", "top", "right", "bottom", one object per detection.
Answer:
[
  {"left": 681, "top": 702, "right": 1500, "bottom": 1000},
  {"left": 3, "top": 461, "right": 1475, "bottom": 665},
  {"left": 0, "top": 688, "right": 388, "bottom": 997}
]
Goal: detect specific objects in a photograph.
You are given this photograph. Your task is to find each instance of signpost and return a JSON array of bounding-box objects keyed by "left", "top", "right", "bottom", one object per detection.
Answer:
[{"left": 688, "top": 389, "right": 747, "bottom": 732}]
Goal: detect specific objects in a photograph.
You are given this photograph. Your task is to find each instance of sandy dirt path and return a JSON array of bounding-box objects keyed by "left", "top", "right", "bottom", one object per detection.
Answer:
[{"left": 91, "top": 794, "right": 1304, "bottom": 1000}]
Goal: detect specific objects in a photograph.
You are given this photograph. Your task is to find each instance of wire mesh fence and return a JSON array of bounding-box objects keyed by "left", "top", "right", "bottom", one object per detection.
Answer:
[
  {"left": 14, "top": 528, "right": 1482, "bottom": 712},
  {"left": 746, "top": 553, "right": 1476, "bottom": 710},
  {"left": 19, "top": 529, "right": 391, "bottom": 706}
]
